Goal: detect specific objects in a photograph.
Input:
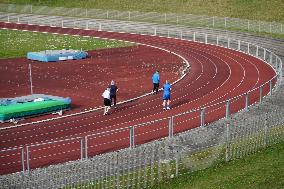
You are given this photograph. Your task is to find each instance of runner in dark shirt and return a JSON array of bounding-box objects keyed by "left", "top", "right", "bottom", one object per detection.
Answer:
[{"left": 109, "top": 80, "right": 118, "bottom": 108}]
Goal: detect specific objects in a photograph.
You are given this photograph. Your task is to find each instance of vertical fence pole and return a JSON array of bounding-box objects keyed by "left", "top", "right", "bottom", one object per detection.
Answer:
[
  {"left": 212, "top": 16, "right": 215, "bottom": 27},
  {"left": 168, "top": 117, "right": 174, "bottom": 138},
  {"left": 26, "top": 146, "right": 30, "bottom": 172},
  {"left": 225, "top": 123, "right": 230, "bottom": 162},
  {"left": 128, "top": 11, "right": 131, "bottom": 20},
  {"left": 264, "top": 48, "right": 266, "bottom": 61},
  {"left": 224, "top": 17, "right": 227, "bottom": 28},
  {"left": 154, "top": 27, "right": 157, "bottom": 36},
  {"left": 180, "top": 31, "right": 183, "bottom": 39},
  {"left": 164, "top": 13, "right": 167, "bottom": 23},
  {"left": 226, "top": 100, "right": 230, "bottom": 119},
  {"left": 21, "top": 146, "right": 25, "bottom": 173},
  {"left": 205, "top": 34, "right": 207, "bottom": 44},
  {"left": 227, "top": 38, "right": 230, "bottom": 48},
  {"left": 7, "top": 15, "right": 9, "bottom": 22},
  {"left": 85, "top": 136, "right": 88, "bottom": 160},
  {"left": 247, "top": 43, "right": 250, "bottom": 54},
  {"left": 270, "top": 53, "right": 273, "bottom": 64},
  {"left": 259, "top": 86, "right": 263, "bottom": 103},
  {"left": 200, "top": 108, "right": 205, "bottom": 128},
  {"left": 256, "top": 46, "right": 259, "bottom": 58},
  {"left": 193, "top": 32, "right": 196, "bottom": 42},
  {"left": 17, "top": 17, "right": 20, "bottom": 23},
  {"left": 129, "top": 126, "right": 135, "bottom": 148},
  {"left": 175, "top": 150, "right": 179, "bottom": 177},
  {"left": 86, "top": 21, "right": 89, "bottom": 30},
  {"left": 99, "top": 23, "right": 102, "bottom": 31},
  {"left": 245, "top": 92, "right": 249, "bottom": 112}
]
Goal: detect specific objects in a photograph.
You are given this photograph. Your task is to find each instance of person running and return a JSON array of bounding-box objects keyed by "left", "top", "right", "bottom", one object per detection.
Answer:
[
  {"left": 102, "top": 87, "right": 111, "bottom": 115},
  {"left": 163, "top": 80, "right": 171, "bottom": 110},
  {"left": 152, "top": 70, "right": 160, "bottom": 94},
  {"left": 109, "top": 80, "right": 118, "bottom": 108}
]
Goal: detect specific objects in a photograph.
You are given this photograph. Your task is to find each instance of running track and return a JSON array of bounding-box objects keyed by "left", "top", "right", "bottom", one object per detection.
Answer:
[{"left": 0, "top": 22, "right": 276, "bottom": 175}]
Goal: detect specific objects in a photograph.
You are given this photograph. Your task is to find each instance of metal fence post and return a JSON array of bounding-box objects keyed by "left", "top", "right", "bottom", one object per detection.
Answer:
[
  {"left": 168, "top": 116, "right": 174, "bottom": 138},
  {"left": 128, "top": 11, "right": 131, "bottom": 20},
  {"left": 21, "top": 146, "right": 25, "bottom": 173},
  {"left": 259, "top": 86, "right": 263, "bottom": 103},
  {"left": 245, "top": 92, "right": 249, "bottom": 112},
  {"left": 264, "top": 48, "right": 266, "bottom": 61},
  {"left": 212, "top": 16, "right": 215, "bottom": 27},
  {"left": 226, "top": 100, "right": 230, "bottom": 119},
  {"left": 193, "top": 32, "right": 196, "bottom": 42},
  {"left": 205, "top": 34, "right": 207, "bottom": 44},
  {"left": 228, "top": 38, "right": 230, "bottom": 48},
  {"left": 129, "top": 126, "right": 135, "bottom": 148},
  {"left": 200, "top": 108, "right": 205, "bottom": 128},
  {"left": 17, "top": 17, "right": 20, "bottom": 23},
  {"left": 99, "top": 23, "right": 102, "bottom": 31},
  {"left": 180, "top": 31, "right": 183, "bottom": 39},
  {"left": 269, "top": 80, "right": 273, "bottom": 95},
  {"left": 224, "top": 17, "right": 227, "bottom": 28},
  {"left": 7, "top": 15, "right": 9, "bottom": 22},
  {"left": 26, "top": 146, "right": 30, "bottom": 172},
  {"left": 247, "top": 43, "right": 250, "bottom": 54},
  {"left": 256, "top": 46, "right": 259, "bottom": 57},
  {"left": 86, "top": 21, "right": 89, "bottom": 30},
  {"left": 154, "top": 27, "right": 157, "bottom": 36}
]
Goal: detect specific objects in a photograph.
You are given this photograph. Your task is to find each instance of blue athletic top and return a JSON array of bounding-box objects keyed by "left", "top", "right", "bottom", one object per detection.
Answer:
[
  {"left": 152, "top": 72, "right": 160, "bottom": 84},
  {"left": 163, "top": 83, "right": 171, "bottom": 94}
]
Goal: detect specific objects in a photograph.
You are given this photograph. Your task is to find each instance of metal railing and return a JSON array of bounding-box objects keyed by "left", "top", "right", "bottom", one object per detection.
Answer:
[
  {"left": 0, "top": 13, "right": 283, "bottom": 188},
  {"left": 0, "top": 3, "right": 283, "bottom": 35}
]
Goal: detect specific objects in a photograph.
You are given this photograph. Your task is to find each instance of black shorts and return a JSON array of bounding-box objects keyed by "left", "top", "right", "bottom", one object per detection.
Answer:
[{"left": 104, "top": 98, "right": 111, "bottom": 106}]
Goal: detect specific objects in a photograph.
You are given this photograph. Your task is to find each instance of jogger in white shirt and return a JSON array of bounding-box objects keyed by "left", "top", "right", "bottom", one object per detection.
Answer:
[{"left": 102, "top": 87, "right": 111, "bottom": 115}]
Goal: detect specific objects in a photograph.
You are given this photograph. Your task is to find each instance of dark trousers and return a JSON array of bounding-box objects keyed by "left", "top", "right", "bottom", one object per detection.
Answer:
[
  {"left": 110, "top": 94, "right": 117, "bottom": 106},
  {"left": 153, "top": 83, "right": 159, "bottom": 94}
]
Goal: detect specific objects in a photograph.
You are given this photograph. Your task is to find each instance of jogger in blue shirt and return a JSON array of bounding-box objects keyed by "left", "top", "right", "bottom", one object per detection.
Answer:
[{"left": 163, "top": 80, "right": 171, "bottom": 110}]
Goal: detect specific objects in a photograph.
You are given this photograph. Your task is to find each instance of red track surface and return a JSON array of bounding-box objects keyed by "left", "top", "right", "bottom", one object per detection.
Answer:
[{"left": 0, "top": 22, "right": 276, "bottom": 175}]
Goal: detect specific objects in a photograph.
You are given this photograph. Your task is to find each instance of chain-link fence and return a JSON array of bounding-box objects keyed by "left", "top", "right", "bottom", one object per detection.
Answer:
[
  {"left": 0, "top": 12, "right": 283, "bottom": 188},
  {"left": 0, "top": 3, "right": 283, "bottom": 35}
]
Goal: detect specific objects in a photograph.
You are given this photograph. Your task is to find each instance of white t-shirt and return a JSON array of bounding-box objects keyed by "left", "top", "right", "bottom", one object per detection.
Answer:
[{"left": 102, "top": 90, "right": 110, "bottom": 99}]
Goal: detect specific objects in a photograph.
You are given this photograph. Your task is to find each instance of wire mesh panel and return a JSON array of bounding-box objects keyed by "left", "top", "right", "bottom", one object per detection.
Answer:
[
  {"left": 87, "top": 128, "right": 130, "bottom": 158},
  {"left": 0, "top": 148, "right": 23, "bottom": 175},
  {"left": 28, "top": 138, "right": 82, "bottom": 170},
  {"left": 134, "top": 118, "right": 170, "bottom": 146}
]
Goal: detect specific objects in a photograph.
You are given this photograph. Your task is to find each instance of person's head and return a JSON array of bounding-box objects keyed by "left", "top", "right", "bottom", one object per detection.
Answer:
[
  {"left": 166, "top": 80, "right": 169, "bottom": 84},
  {"left": 107, "top": 87, "right": 110, "bottom": 91},
  {"left": 156, "top": 70, "right": 159, "bottom": 73},
  {"left": 111, "top": 80, "right": 115, "bottom": 85}
]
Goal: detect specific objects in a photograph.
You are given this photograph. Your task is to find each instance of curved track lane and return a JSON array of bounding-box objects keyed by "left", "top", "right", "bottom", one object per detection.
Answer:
[{"left": 0, "top": 23, "right": 276, "bottom": 175}]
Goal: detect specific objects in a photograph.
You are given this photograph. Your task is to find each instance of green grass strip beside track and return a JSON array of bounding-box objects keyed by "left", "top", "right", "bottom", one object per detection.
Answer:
[{"left": 0, "top": 29, "right": 134, "bottom": 58}]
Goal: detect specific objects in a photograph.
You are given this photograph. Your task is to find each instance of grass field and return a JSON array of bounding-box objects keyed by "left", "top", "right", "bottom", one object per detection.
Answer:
[
  {"left": 150, "top": 140, "right": 284, "bottom": 189},
  {"left": 0, "top": 29, "right": 133, "bottom": 58},
  {"left": 0, "top": 0, "right": 283, "bottom": 23}
]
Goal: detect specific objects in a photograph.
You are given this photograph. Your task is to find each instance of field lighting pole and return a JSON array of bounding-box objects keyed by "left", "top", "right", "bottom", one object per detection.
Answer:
[{"left": 29, "top": 63, "right": 33, "bottom": 95}]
